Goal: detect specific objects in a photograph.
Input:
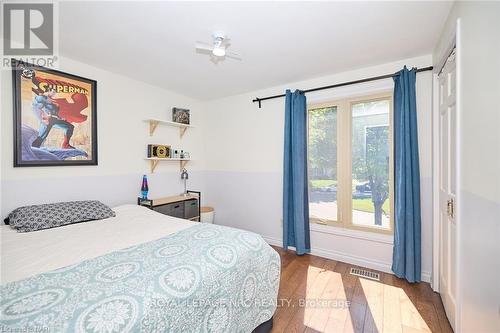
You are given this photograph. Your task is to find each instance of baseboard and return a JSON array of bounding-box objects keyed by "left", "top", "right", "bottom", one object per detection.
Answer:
[{"left": 262, "top": 235, "right": 431, "bottom": 283}]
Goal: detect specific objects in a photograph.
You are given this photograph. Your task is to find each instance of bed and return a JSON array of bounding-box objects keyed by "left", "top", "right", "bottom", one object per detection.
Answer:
[{"left": 0, "top": 204, "right": 280, "bottom": 332}]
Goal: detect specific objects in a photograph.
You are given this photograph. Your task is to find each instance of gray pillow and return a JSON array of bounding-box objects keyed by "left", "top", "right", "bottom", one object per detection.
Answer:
[{"left": 7, "top": 200, "right": 116, "bottom": 232}]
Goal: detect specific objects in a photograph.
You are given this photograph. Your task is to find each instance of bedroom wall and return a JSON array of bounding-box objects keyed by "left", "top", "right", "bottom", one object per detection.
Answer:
[
  {"left": 0, "top": 56, "right": 206, "bottom": 218},
  {"left": 433, "top": 2, "right": 500, "bottom": 332},
  {"left": 200, "top": 55, "right": 435, "bottom": 281}
]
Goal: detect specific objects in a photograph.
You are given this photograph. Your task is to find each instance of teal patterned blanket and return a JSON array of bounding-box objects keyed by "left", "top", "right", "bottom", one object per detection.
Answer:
[{"left": 0, "top": 223, "right": 280, "bottom": 332}]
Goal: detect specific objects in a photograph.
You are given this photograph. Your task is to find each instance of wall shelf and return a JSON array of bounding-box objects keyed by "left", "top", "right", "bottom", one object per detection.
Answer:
[
  {"left": 144, "top": 119, "right": 193, "bottom": 138},
  {"left": 145, "top": 157, "right": 190, "bottom": 173}
]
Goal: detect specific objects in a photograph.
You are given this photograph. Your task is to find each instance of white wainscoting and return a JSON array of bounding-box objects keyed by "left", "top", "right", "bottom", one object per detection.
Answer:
[
  {"left": 262, "top": 235, "right": 432, "bottom": 283},
  {"left": 0, "top": 171, "right": 207, "bottom": 218}
]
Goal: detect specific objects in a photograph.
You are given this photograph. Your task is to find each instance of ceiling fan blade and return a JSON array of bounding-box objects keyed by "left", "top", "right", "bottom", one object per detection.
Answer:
[
  {"left": 195, "top": 42, "right": 213, "bottom": 51},
  {"left": 226, "top": 51, "right": 242, "bottom": 60}
]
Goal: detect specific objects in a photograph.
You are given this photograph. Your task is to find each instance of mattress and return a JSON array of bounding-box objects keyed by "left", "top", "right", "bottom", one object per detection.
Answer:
[
  {"left": 1, "top": 205, "right": 194, "bottom": 284},
  {"left": 0, "top": 204, "right": 280, "bottom": 332}
]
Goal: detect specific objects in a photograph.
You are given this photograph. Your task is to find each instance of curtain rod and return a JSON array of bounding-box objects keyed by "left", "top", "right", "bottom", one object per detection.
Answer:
[{"left": 252, "top": 66, "right": 433, "bottom": 108}]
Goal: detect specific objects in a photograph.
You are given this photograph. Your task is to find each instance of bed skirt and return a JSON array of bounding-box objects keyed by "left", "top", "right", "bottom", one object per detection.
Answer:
[{"left": 252, "top": 316, "right": 273, "bottom": 333}]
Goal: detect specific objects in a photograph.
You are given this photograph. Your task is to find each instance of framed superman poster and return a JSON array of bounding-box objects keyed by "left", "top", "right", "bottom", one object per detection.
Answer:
[{"left": 12, "top": 59, "right": 97, "bottom": 167}]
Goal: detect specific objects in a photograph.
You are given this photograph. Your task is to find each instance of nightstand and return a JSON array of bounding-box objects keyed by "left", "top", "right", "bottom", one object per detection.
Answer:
[{"left": 138, "top": 191, "right": 201, "bottom": 221}]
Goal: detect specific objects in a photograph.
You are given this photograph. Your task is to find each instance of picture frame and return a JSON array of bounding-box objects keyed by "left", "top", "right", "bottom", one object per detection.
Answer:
[
  {"left": 11, "top": 59, "right": 98, "bottom": 167},
  {"left": 172, "top": 107, "right": 190, "bottom": 125}
]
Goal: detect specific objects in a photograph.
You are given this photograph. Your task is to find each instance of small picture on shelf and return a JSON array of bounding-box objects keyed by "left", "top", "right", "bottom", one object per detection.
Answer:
[{"left": 172, "top": 107, "right": 190, "bottom": 125}]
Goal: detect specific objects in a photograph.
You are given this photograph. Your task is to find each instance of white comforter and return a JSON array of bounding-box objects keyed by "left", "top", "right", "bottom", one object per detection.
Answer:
[{"left": 0, "top": 204, "right": 195, "bottom": 284}]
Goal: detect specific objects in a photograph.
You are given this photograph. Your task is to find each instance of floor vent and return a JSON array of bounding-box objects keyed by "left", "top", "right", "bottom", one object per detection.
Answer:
[{"left": 350, "top": 267, "right": 380, "bottom": 281}]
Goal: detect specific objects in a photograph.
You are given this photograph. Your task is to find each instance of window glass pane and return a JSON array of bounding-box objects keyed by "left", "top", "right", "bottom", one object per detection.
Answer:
[
  {"left": 308, "top": 106, "right": 338, "bottom": 223},
  {"left": 351, "top": 100, "right": 391, "bottom": 229}
]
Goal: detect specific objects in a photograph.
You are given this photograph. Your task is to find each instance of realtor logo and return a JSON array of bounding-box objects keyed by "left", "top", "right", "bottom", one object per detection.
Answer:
[{"left": 2, "top": 2, "right": 58, "bottom": 68}]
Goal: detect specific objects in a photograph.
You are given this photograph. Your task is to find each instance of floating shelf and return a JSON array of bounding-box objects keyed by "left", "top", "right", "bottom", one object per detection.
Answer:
[
  {"left": 145, "top": 157, "right": 190, "bottom": 173},
  {"left": 144, "top": 119, "right": 193, "bottom": 138}
]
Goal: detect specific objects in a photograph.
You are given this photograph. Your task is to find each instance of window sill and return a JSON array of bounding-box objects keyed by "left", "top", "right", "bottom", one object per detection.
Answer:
[{"left": 310, "top": 223, "right": 394, "bottom": 245}]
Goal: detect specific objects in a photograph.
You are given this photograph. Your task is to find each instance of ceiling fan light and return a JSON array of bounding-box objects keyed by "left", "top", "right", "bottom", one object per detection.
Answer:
[{"left": 212, "top": 47, "right": 226, "bottom": 57}]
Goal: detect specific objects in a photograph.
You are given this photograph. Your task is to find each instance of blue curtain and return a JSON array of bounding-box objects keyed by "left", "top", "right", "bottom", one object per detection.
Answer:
[
  {"left": 283, "top": 89, "right": 311, "bottom": 255},
  {"left": 392, "top": 67, "right": 421, "bottom": 283}
]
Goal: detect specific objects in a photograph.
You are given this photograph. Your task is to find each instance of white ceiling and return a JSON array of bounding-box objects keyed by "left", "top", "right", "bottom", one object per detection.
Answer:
[{"left": 59, "top": 1, "right": 452, "bottom": 100}]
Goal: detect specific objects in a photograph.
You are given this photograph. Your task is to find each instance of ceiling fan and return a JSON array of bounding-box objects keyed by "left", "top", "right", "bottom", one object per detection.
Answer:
[{"left": 195, "top": 32, "right": 241, "bottom": 61}]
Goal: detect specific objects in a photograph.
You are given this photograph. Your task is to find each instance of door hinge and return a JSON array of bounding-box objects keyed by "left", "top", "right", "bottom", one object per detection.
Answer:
[{"left": 447, "top": 199, "right": 455, "bottom": 219}]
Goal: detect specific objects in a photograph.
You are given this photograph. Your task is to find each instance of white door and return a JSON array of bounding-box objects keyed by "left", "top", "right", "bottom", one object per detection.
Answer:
[{"left": 438, "top": 48, "right": 457, "bottom": 331}]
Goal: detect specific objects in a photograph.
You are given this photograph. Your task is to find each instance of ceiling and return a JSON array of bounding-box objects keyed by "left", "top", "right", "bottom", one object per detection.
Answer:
[{"left": 59, "top": 1, "right": 452, "bottom": 100}]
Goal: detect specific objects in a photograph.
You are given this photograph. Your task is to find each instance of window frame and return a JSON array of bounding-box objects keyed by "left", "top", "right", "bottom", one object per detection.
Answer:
[{"left": 307, "top": 92, "right": 394, "bottom": 235}]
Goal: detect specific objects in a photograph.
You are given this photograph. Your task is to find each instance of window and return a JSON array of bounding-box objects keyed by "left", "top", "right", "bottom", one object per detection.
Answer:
[
  {"left": 308, "top": 106, "right": 338, "bottom": 223},
  {"left": 307, "top": 93, "right": 393, "bottom": 233}
]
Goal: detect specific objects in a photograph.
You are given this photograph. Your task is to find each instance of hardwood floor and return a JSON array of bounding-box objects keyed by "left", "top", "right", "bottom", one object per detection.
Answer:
[{"left": 270, "top": 246, "right": 453, "bottom": 333}]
